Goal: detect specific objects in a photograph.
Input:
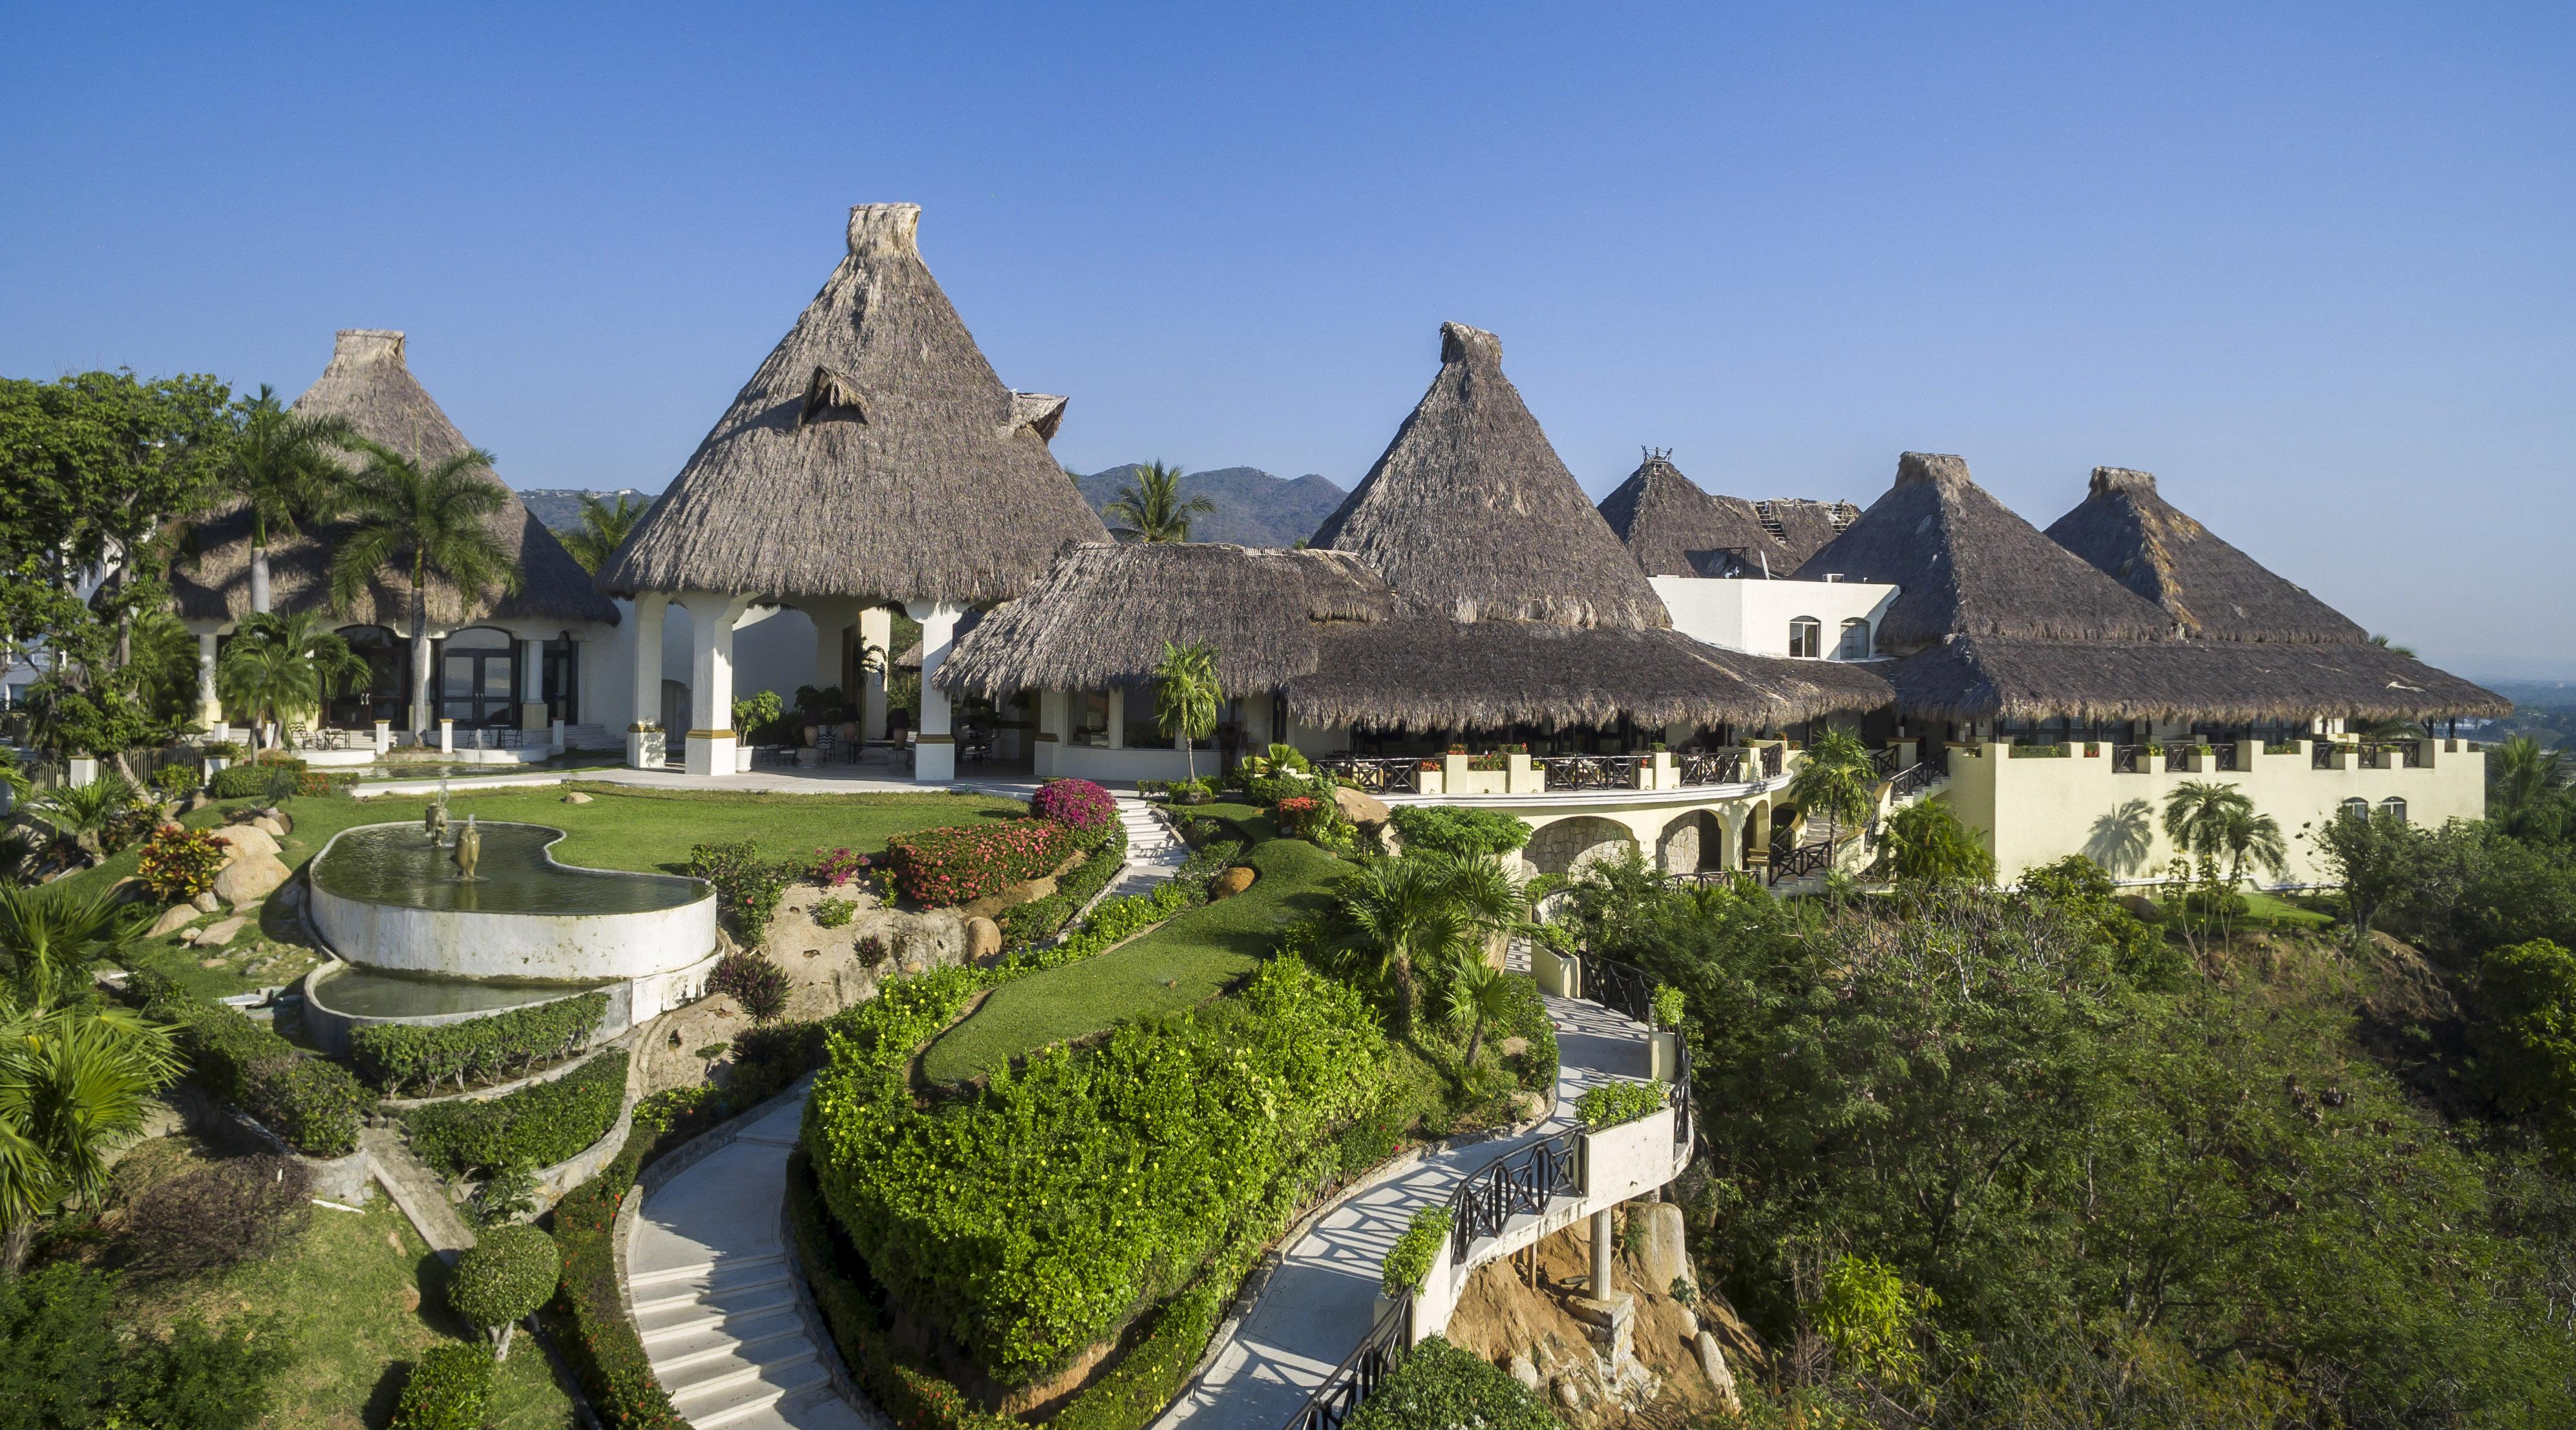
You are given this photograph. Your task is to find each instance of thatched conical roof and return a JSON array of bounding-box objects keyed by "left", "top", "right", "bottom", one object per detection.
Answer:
[
  {"left": 1309, "top": 323, "right": 1667, "bottom": 629},
  {"left": 173, "top": 330, "right": 617, "bottom": 628},
  {"left": 2043, "top": 467, "right": 2367, "bottom": 644},
  {"left": 1793, "top": 452, "right": 2173, "bottom": 653},
  {"left": 1888, "top": 635, "right": 2507, "bottom": 724},
  {"left": 1597, "top": 453, "right": 1792, "bottom": 578},
  {"left": 595, "top": 204, "right": 1109, "bottom": 605},
  {"left": 1756, "top": 499, "right": 1855, "bottom": 566}
]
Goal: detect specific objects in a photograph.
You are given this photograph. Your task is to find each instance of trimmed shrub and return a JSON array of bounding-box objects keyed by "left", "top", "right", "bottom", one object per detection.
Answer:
[
  {"left": 1380, "top": 1206, "right": 1451, "bottom": 1298},
  {"left": 118, "top": 1153, "right": 313, "bottom": 1281},
  {"left": 134, "top": 823, "right": 229, "bottom": 902},
  {"left": 131, "top": 968, "right": 369, "bottom": 1157},
  {"left": 544, "top": 1133, "right": 683, "bottom": 1429},
  {"left": 1387, "top": 805, "right": 1532, "bottom": 861},
  {"left": 684, "top": 839, "right": 794, "bottom": 940},
  {"left": 1344, "top": 1335, "right": 1555, "bottom": 1430},
  {"left": 995, "top": 823, "right": 1128, "bottom": 950},
  {"left": 885, "top": 819, "right": 1080, "bottom": 907},
  {"left": 208, "top": 761, "right": 293, "bottom": 800},
  {"left": 708, "top": 951, "right": 790, "bottom": 1024},
  {"left": 1030, "top": 777, "right": 1115, "bottom": 832},
  {"left": 452, "top": 1225, "right": 560, "bottom": 1358},
  {"left": 150, "top": 763, "right": 202, "bottom": 801},
  {"left": 1651, "top": 984, "right": 1685, "bottom": 1030},
  {"left": 390, "top": 1343, "right": 494, "bottom": 1429},
  {"left": 404, "top": 1049, "right": 628, "bottom": 1176},
  {"left": 350, "top": 991, "right": 607, "bottom": 1095},
  {"left": 1576, "top": 1078, "right": 1667, "bottom": 1130}
]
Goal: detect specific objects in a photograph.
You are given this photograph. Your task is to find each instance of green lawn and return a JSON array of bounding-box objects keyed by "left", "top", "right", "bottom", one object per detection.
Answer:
[{"left": 920, "top": 834, "right": 1352, "bottom": 1084}]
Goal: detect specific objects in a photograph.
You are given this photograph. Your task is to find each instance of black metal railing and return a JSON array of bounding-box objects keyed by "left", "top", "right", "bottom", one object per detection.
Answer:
[
  {"left": 2313, "top": 741, "right": 2338, "bottom": 769},
  {"left": 1766, "top": 839, "right": 1834, "bottom": 885},
  {"left": 2212, "top": 742, "right": 2239, "bottom": 772},
  {"left": 2111, "top": 744, "right": 2146, "bottom": 773},
  {"left": 2356, "top": 740, "right": 2425, "bottom": 769},
  {"left": 1320, "top": 756, "right": 1424, "bottom": 794},
  {"left": 1586, "top": 955, "right": 1656, "bottom": 1025},
  {"left": 1282, "top": 1296, "right": 1412, "bottom": 1430},
  {"left": 1887, "top": 761, "right": 1935, "bottom": 802},
  {"left": 1869, "top": 746, "right": 1897, "bottom": 776},
  {"left": 1760, "top": 744, "right": 1783, "bottom": 778},
  {"left": 1447, "top": 1127, "right": 1586, "bottom": 1261},
  {"left": 1538, "top": 755, "right": 1647, "bottom": 792},
  {"left": 1677, "top": 750, "right": 1744, "bottom": 786}
]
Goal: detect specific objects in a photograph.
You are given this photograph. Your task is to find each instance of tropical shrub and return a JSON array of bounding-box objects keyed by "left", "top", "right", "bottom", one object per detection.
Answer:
[
  {"left": 1388, "top": 805, "right": 1532, "bottom": 861},
  {"left": 1343, "top": 1336, "right": 1554, "bottom": 1430},
  {"left": 0, "top": 1261, "right": 293, "bottom": 1430},
  {"left": 131, "top": 969, "right": 369, "bottom": 1157},
  {"left": 117, "top": 1153, "right": 313, "bottom": 1281},
  {"left": 995, "top": 823, "right": 1128, "bottom": 950},
  {"left": 707, "top": 951, "right": 790, "bottom": 1023},
  {"left": 149, "top": 762, "right": 202, "bottom": 801},
  {"left": 1272, "top": 795, "right": 1329, "bottom": 840},
  {"left": 808, "top": 958, "right": 1384, "bottom": 1385},
  {"left": 134, "top": 823, "right": 229, "bottom": 902},
  {"left": 543, "top": 1137, "right": 682, "bottom": 1428},
  {"left": 812, "top": 896, "right": 855, "bottom": 929},
  {"left": 685, "top": 839, "right": 795, "bottom": 939},
  {"left": 1651, "top": 983, "right": 1685, "bottom": 1029},
  {"left": 350, "top": 991, "right": 607, "bottom": 1094},
  {"left": 807, "top": 846, "right": 870, "bottom": 887},
  {"left": 452, "top": 1224, "right": 560, "bottom": 1358},
  {"left": 1380, "top": 1206, "right": 1452, "bottom": 1296},
  {"left": 1031, "top": 777, "right": 1116, "bottom": 831},
  {"left": 1576, "top": 1078, "right": 1665, "bottom": 1129},
  {"left": 885, "top": 818, "right": 1079, "bottom": 907},
  {"left": 2476, "top": 938, "right": 2576, "bottom": 1150},
  {"left": 389, "top": 1343, "right": 494, "bottom": 1430},
  {"left": 404, "top": 1049, "right": 628, "bottom": 1176}
]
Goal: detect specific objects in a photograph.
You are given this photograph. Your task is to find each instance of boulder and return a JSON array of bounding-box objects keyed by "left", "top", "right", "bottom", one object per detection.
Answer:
[
  {"left": 2115, "top": 894, "right": 2161, "bottom": 923},
  {"left": 1209, "top": 867, "right": 1256, "bottom": 899},
  {"left": 198, "top": 915, "right": 247, "bottom": 947},
  {"left": 1632, "top": 1201, "right": 1694, "bottom": 1296},
  {"left": 960, "top": 874, "right": 1057, "bottom": 922},
  {"left": 964, "top": 916, "right": 1002, "bottom": 963},
  {"left": 147, "top": 905, "right": 196, "bottom": 939},
  {"left": 1508, "top": 1354, "right": 1541, "bottom": 1391},
  {"left": 213, "top": 852, "right": 290, "bottom": 908},
  {"left": 562, "top": 791, "right": 593, "bottom": 804},
  {"left": 1332, "top": 785, "right": 1392, "bottom": 829},
  {"left": 192, "top": 890, "right": 220, "bottom": 913},
  {"left": 250, "top": 815, "right": 287, "bottom": 839},
  {"left": 215, "top": 825, "right": 280, "bottom": 863},
  {"left": 1695, "top": 1332, "right": 1740, "bottom": 1413}
]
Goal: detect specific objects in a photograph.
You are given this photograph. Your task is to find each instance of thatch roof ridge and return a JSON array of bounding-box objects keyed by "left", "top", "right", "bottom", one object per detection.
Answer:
[
  {"left": 1793, "top": 452, "right": 2172, "bottom": 651},
  {"left": 172, "top": 329, "right": 617, "bottom": 628},
  {"left": 595, "top": 203, "right": 1109, "bottom": 605},
  {"left": 1757, "top": 498, "right": 1853, "bottom": 565},
  {"left": 1598, "top": 452, "right": 1791, "bottom": 578},
  {"left": 936, "top": 541, "right": 1395, "bottom": 698},
  {"left": 1310, "top": 322, "right": 1668, "bottom": 630},
  {"left": 2043, "top": 466, "right": 2368, "bottom": 644},
  {"left": 1888, "top": 635, "right": 2507, "bottom": 723}
]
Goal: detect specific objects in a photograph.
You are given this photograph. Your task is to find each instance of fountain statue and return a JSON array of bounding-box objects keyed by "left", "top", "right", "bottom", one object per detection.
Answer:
[
  {"left": 424, "top": 780, "right": 451, "bottom": 843},
  {"left": 453, "top": 814, "right": 481, "bottom": 881}
]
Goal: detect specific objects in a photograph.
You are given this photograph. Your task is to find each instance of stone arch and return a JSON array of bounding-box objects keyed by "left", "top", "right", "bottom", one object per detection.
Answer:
[
  {"left": 1658, "top": 810, "right": 1726, "bottom": 874},
  {"left": 1523, "top": 816, "right": 1638, "bottom": 877}
]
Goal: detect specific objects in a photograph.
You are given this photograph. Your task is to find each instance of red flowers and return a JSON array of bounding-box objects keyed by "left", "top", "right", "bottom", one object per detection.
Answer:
[
  {"left": 885, "top": 819, "right": 1081, "bottom": 907},
  {"left": 1031, "top": 777, "right": 1115, "bottom": 830}
]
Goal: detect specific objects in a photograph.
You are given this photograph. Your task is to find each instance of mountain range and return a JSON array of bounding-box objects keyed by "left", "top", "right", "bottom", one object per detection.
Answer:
[
  {"left": 518, "top": 488, "right": 648, "bottom": 534},
  {"left": 1075, "top": 465, "right": 1346, "bottom": 547}
]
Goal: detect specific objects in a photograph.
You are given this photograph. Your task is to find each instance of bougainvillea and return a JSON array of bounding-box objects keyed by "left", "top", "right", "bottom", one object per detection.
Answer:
[
  {"left": 134, "top": 823, "right": 229, "bottom": 901},
  {"left": 1029, "top": 777, "right": 1115, "bottom": 832},
  {"left": 885, "top": 819, "right": 1080, "bottom": 907}
]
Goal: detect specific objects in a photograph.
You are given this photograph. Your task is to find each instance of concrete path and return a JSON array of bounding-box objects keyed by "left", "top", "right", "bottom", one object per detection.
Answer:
[
  {"left": 1109, "top": 795, "right": 1188, "bottom": 899},
  {"left": 1154, "top": 960, "right": 1655, "bottom": 1429},
  {"left": 629, "top": 1097, "right": 871, "bottom": 1430}
]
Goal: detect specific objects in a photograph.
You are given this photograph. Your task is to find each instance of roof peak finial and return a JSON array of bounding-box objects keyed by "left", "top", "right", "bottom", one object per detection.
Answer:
[
  {"left": 847, "top": 203, "right": 923, "bottom": 258},
  {"left": 332, "top": 330, "right": 405, "bottom": 364},
  {"left": 1439, "top": 321, "right": 1501, "bottom": 364},
  {"left": 1895, "top": 451, "right": 1972, "bottom": 489},
  {"left": 2091, "top": 466, "right": 2157, "bottom": 496}
]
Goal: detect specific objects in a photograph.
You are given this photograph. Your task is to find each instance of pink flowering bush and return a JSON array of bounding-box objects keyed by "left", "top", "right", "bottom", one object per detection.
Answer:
[
  {"left": 1029, "top": 777, "right": 1115, "bottom": 832},
  {"left": 885, "top": 819, "right": 1081, "bottom": 907},
  {"left": 807, "top": 846, "right": 871, "bottom": 887}
]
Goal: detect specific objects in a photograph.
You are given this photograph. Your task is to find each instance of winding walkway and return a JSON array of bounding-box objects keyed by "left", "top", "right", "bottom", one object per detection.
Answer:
[{"left": 1154, "top": 956, "right": 1656, "bottom": 1429}]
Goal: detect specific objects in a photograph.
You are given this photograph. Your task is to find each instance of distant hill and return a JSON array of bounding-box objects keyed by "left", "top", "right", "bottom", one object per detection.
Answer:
[
  {"left": 518, "top": 488, "right": 648, "bottom": 535},
  {"left": 1077, "top": 465, "right": 1346, "bottom": 547}
]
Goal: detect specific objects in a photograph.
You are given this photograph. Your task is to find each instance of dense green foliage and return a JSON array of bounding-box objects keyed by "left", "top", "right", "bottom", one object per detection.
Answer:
[
  {"left": 995, "top": 821, "right": 1128, "bottom": 949},
  {"left": 0, "top": 1261, "right": 290, "bottom": 1430},
  {"left": 542, "top": 1126, "right": 683, "bottom": 1429},
  {"left": 388, "top": 1343, "right": 496, "bottom": 1430},
  {"left": 1343, "top": 1336, "right": 1556, "bottom": 1430},
  {"left": 810, "top": 958, "right": 1384, "bottom": 1385},
  {"left": 451, "top": 1224, "right": 560, "bottom": 1354},
  {"left": 885, "top": 818, "right": 1081, "bottom": 907},
  {"left": 1381, "top": 1205, "right": 1451, "bottom": 1296},
  {"left": 207, "top": 758, "right": 299, "bottom": 800},
  {"left": 403, "top": 1048, "right": 627, "bottom": 1176},
  {"left": 2475, "top": 938, "right": 2576, "bottom": 1155},
  {"left": 684, "top": 838, "right": 794, "bottom": 940},
  {"left": 1575, "top": 1077, "right": 1665, "bottom": 1129},
  {"left": 350, "top": 990, "right": 607, "bottom": 1094},
  {"left": 1386, "top": 804, "right": 1532, "bottom": 860},
  {"left": 131, "top": 966, "right": 368, "bottom": 1156}
]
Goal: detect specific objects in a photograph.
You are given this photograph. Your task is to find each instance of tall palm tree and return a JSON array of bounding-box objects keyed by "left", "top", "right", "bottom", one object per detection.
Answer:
[
  {"left": 1153, "top": 640, "right": 1223, "bottom": 784},
  {"left": 222, "top": 385, "right": 354, "bottom": 614},
  {"left": 2162, "top": 780, "right": 2257, "bottom": 925},
  {"left": 329, "top": 440, "right": 517, "bottom": 735},
  {"left": 1787, "top": 726, "right": 1879, "bottom": 850},
  {"left": 1103, "top": 461, "right": 1214, "bottom": 543},
  {"left": 560, "top": 491, "right": 649, "bottom": 574},
  {"left": 2218, "top": 806, "right": 2290, "bottom": 899},
  {"left": 216, "top": 611, "right": 370, "bottom": 750}
]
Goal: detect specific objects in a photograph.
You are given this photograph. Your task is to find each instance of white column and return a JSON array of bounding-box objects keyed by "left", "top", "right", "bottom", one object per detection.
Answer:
[
  {"left": 519, "top": 636, "right": 547, "bottom": 731},
  {"left": 1035, "top": 689, "right": 1065, "bottom": 777},
  {"left": 858, "top": 606, "right": 891, "bottom": 741},
  {"left": 629, "top": 594, "right": 666, "bottom": 769},
  {"left": 196, "top": 631, "right": 221, "bottom": 727},
  {"left": 682, "top": 593, "right": 755, "bottom": 777},
  {"left": 1590, "top": 1206, "right": 1616, "bottom": 1297},
  {"left": 410, "top": 626, "right": 439, "bottom": 737},
  {"left": 1106, "top": 688, "right": 1126, "bottom": 750},
  {"left": 904, "top": 600, "right": 962, "bottom": 783}
]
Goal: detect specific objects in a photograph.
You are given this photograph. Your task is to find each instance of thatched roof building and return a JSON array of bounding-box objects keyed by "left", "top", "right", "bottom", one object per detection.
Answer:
[
  {"left": 1794, "top": 452, "right": 2174, "bottom": 652},
  {"left": 173, "top": 330, "right": 616, "bottom": 628},
  {"left": 1757, "top": 499, "right": 1855, "bottom": 566},
  {"left": 1597, "top": 453, "right": 1793, "bottom": 578},
  {"left": 2043, "top": 467, "right": 2368, "bottom": 644},
  {"left": 595, "top": 204, "right": 1108, "bottom": 605},
  {"left": 1309, "top": 323, "right": 1667, "bottom": 629},
  {"left": 1889, "top": 635, "right": 2509, "bottom": 724}
]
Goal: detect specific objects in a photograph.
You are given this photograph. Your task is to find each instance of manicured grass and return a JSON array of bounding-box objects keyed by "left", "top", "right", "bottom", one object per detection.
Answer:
[
  {"left": 115, "top": 1148, "right": 574, "bottom": 1429},
  {"left": 2239, "top": 890, "right": 2336, "bottom": 929},
  {"left": 920, "top": 836, "right": 1352, "bottom": 1084}
]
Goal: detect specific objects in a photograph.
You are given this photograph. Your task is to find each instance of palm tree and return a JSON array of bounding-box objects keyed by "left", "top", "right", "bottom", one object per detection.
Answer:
[
  {"left": 329, "top": 440, "right": 517, "bottom": 735},
  {"left": 216, "top": 611, "right": 370, "bottom": 750},
  {"left": 1325, "top": 852, "right": 1522, "bottom": 1031},
  {"left": 1786, "top": 727, "right": 1879, "bottom": 851},
  {"left": 1443, "top": 954, "right": 1519, "bottom": 1067},
  {"left": 1103, "top": 461, "right": 1214, "bottom": 543},
  {"left": 28, "top": 777, "right": 143, "bottom": 865},
  {"left": 560, "top": 491, "right": 649, "bottom": 574},
  {"left": 0, "top": 993, "right": 184, "bottom": 1275},
  {"left": 0, "top": 884, "right": 146, "bottom": 1009},
  {"left": 222, "top": 386, "right": 354, "bottom": 614},
  {"left": 2217, "top": 806, "right": 2290, "bottom": 901},
  {"left": 1153, "top": 640, "right": 1223, "bottom": 784},
  {"left": 2162, "top": 781, "right": 2257, "bottom": 929},
  {"left": 2491, "top": 735, "right": 2568, "bottom": 826}
]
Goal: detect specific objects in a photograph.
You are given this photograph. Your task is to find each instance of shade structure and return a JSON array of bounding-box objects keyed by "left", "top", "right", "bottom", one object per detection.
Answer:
[
  {"left": 1886, "top": 634, "right": 2508, "bottom": 724},
  {"left": 1597, "top": 452, "right": 1792, "bottom": 578},
  {"left": 2043, "top": 467, "right": 2368, "bottom": 644}
]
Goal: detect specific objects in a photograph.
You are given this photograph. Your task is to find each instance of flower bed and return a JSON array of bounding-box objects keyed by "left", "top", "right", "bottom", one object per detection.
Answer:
[
  {"left": 885, "top": 818, "right": 1081, "bottom": 907},
  {"left": 1031, "top": 777, "right": 1115, "bottom": 832},
  {"left": 995, "top": 822, "right": 1129, "bottom": 950}
]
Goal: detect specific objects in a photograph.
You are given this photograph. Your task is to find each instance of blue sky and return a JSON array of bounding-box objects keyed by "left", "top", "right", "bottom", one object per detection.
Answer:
[{"left": 5, "top": 5, "right": 2570, "bottom": 677}]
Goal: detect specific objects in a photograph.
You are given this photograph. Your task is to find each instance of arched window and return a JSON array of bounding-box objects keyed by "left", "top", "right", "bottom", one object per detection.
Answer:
[
  {"left": 2339, "top": 797, "right": 2370, "bottom": 821},
  {"left": 1835, "top": 618, "right": 1872, "bottom": 660},
  {"left": 2381, "top": 796, "right": 2408, "bottom": 824},
  {"left": 1788, "top": 617, "right": 1822, "bottom": 659}
]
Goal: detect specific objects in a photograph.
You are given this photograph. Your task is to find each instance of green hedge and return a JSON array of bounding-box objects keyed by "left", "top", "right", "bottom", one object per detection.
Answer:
[
  {"left": 1344, "top": 1336, "right": 1556, "bottom": 1430},
  {"left": 885, "top": 819, "right": 1080, "bottom": 907},
  {"left": 995, "top": 823, "right": 1128, "bottom": 949},
  {"left": 808, "top": 958, "right": 1385, "bottom": 1386},
  {"left": 1386, "top": 805, "right": 1532, "bottom": 860},
  {"left": 452, "top": 1224, "right": 560, "bottom": 1332},
  {"left": 352, "top": 991, "right": 608, "bottom": 1095},
  {"left": 543, "top": 1130, "right": 682, "bottom": 1430},
  {"left": 131, "top": 967, "right": 370, "bottom": 1157},
  {"left": 1575, "top": 1077, "right": 1666, "bottom": 1130},
  {"left": 389, "top": 1343, "right": 494, "bottom": 1430},
  {"left": 1380, "top": 1206, "right": 1451, "bottom": 1297},
  {"left": 405, "top": 1049, "right": 628, "bottom": 1176}
]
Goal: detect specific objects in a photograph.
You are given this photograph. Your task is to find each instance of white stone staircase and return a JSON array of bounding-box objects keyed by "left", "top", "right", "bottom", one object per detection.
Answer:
[{"left": 1108, "top": 795, "right": 1188, "bottom": 900}]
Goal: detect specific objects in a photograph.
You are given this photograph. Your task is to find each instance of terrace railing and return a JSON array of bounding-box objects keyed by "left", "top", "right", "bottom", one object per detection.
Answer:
[
  {"left": 1760, "top": 744, "right": 1784, "bottom": 778},
  {"left": 1539, "top": 755, "right": 1647, "bottom": 793},
  {"left": 1766, "top": 839, "right": 1835, "bottom": 885},
  {"left": 2357, "top": 740, "right": 2425, "bottom": 769},
  {"left": 1282, "top": 1297, "right": 1411, "bottom": 1430},
  {"left": 1677, "top": 750, "right": 1744, "bottom": 787},
  {"left": 2111, "top": 744, "right": 2147, "bottom": 773},
  {"left": 2313, "top": 741, "right": 2339, "bottom": 770},
  {"left": 1319, "top": 756, "right": 1423, "bottom": 795},
  {"left": 2212, "top": 742, "right": 2240, "bottom": 772},
  {"left": 1446, "top": 1126, "right": 1587, "bottom": 1262},
  {"left": 1887, "top": 761, "right": 1936, "bottom": 802}
]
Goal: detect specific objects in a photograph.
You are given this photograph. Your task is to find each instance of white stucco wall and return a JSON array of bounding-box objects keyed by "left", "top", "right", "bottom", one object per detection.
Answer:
[
  {"left": 587, "top": 597, "right": 836, "bottom": 731},
  {"left": 1651, "top": 574, "right": 1899, "bottom": 660}
]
